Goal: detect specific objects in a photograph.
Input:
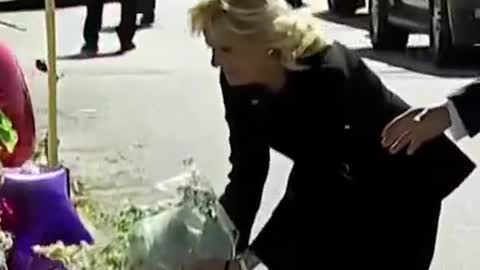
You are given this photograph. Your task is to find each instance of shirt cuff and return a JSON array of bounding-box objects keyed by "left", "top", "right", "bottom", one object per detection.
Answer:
[{"left": 445, "top": 99, "right": 468, "bottom": 141}]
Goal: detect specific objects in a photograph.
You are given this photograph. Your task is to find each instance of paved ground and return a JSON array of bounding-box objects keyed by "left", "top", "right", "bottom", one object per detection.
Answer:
[{"left": 1, "top": 0, "right": 480, "bottom": 269}]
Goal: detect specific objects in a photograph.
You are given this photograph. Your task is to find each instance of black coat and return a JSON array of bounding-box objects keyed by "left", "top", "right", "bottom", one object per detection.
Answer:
[
  {"left": 449, "top": 78, "right": 480, "bottom": 137},
  {"left": 218, "top": 42, "right": 475, "bottom": 270}
]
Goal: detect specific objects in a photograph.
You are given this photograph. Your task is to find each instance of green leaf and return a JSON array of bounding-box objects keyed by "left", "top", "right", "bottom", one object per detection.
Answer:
[{"left": 0, "top": 110, "right": 18, "bottom": 154}]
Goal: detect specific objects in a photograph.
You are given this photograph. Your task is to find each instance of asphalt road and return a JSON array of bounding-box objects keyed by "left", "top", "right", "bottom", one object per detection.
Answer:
[{"left": 1, "top": 0, "right": 480, "bottom": 269}]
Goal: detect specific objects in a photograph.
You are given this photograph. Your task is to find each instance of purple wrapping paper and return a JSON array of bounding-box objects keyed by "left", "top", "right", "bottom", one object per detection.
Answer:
[
  {"left": 8, "top": 251, "right": 66, "bottom": 270},
  {"left": 0, "top": 167, "right": 94, "bottom": 270}
]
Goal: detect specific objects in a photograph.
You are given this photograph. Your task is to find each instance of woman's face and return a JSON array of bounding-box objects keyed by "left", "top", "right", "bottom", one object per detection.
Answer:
[{"left": 204, "top": 20, "right": 278, "bottom": 86}]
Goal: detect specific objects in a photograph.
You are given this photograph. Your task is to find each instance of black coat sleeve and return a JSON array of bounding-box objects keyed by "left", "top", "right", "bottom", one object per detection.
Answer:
[
  {"left": 340, "top": 45, "right": 476, "bottom": 200},
  {"left": 449, "top": 79, "right": 480, "bottom": 137},
  {"left": 217, "top": 72, "right": 270, "bottom": 252}
]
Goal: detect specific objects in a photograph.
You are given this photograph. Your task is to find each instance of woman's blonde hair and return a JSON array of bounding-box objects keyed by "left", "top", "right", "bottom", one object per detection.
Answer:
[{"left": 189, "top": 0, "right": 331, "bottom": 70}]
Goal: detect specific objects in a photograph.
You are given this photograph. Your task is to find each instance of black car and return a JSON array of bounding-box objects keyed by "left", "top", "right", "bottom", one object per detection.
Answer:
[
  {"left": 327, "top": 0, "right": 366, "bottom": 16},
  {"left": 369, "top": 0, "right": 480, "bottom": 66}
]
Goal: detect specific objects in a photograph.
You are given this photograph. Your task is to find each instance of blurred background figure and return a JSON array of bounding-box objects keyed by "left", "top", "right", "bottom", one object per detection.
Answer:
[
  {"left": 82, "top": 0, "right": 138, "bottom": 55},
  {"left": 138, "top": 0, "right": 156, "bottom": 26},
  {"left": 286, "top": 0, "right": 304, "bottom": 8}
]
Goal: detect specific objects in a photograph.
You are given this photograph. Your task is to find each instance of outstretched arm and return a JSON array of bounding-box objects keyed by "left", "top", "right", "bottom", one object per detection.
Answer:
[
  {"left": 382, "top": 78, "right": 480, "bottom": 154},
  {"left": 218, "top": 72, "right": 270, "bottom": 253}
]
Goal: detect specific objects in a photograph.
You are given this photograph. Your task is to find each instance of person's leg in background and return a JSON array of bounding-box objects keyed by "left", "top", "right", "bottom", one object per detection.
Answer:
[
  {"left": 82, "top": 0, "right": 104, "bottom": 54},
  {"left": 140, "top": 0, "right": 156, "bottom": 26},
  {"left": 286, "top": 0, "right": 304, "bottom": 8},
  {"left": 116, "top": 0, "right": 138, "bottom": 52}
]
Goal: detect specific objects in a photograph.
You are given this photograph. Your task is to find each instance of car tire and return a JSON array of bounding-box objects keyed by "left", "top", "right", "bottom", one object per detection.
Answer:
[
  {"left": 430, "top": 0, "right": 455, "bottom": 66},
  {"left": 369, "top": 0, "right": 409, "bottom": 50},
  {"left": 328, "top": 0, "right": 358, "bottom": 17}
]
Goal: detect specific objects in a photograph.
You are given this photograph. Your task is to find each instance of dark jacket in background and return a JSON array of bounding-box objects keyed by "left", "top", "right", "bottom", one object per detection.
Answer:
[
  {"left": 449, "top": 78, "right": 480, "bottom": 137},
  {"left": 218, "top": 42, "right": 475, "bottom": 270}
]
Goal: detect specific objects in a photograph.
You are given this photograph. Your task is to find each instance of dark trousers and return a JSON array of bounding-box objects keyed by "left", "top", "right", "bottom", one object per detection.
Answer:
[
  {"left": 139, "top": 0, "right": 156, "bottom": 17},
  {"left": 286, "top": 0, "right": 303, "bottom": 8},
  {"left": 83, "top": 0, "right": 137, "bottom": 48},
  {"left": 249, "top": 166, "right": 441, "bottom": 270}
]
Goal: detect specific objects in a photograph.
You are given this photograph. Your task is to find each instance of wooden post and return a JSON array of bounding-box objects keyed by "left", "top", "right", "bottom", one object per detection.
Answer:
[{"left": 44, "top": 0, "right": 59, "bottom": 168}]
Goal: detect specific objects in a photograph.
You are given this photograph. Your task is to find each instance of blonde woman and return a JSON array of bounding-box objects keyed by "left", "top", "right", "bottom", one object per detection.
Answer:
[{"left": 184, "top": 0, "right": 475, "bottom": 269}]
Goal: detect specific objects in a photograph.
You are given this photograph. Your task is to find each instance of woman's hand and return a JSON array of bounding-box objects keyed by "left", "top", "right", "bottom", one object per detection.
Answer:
[
  {"left": 381, "top": 106, "right": 451, "bottom": 155},
  {"left": 180, "top": 259, "right": 241, "bottom": 270}
]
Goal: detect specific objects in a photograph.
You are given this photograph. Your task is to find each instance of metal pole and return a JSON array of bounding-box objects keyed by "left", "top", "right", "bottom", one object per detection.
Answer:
[{"left": 44, "top": 0, "right": 59, "bottom": 168}]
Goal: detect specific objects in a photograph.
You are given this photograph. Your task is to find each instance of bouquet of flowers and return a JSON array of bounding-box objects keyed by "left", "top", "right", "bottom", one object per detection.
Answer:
[
  {"left": 0, "top": 110, "right": 94, "bottom": 270},
  {"left": 126, "top": 159, "right": 238, "bottom": 270},
  {"left": 0, "top": 111, "right": 18, "bottom": 269},
  {"left": 0, "top": 166, "right": 94, "bottom": 270}
]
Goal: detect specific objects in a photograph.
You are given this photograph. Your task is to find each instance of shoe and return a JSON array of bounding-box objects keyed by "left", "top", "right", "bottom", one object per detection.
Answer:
[
  {"left": 120, "top": 42, "right": 136, "bottom": 53},
  {"left": 80, "top": 44, "right": 98, "bottom": 56},
  {"left": 140, "top": 13, "right": 155, "bottom": 26},
  {"left": 115, "top": 27, "right": 136, "bottom": 53}
]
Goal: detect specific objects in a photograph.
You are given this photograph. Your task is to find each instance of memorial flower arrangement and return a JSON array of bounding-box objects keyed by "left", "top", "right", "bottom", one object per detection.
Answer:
[
  {"left": 0, "top": 110, "right": 18, "bottom": 270},
  {"left": 31, "top": 159, "right": 237, "bottom": 270},
  {"left": 0, "top": 110, "right": 93, "bottom": 270},
  {"left": 32, "top": 181, "right": 168, "bottom": 270}
]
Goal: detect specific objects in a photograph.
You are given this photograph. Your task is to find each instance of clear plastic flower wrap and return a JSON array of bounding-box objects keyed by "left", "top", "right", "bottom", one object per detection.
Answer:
[{"left": 126, "top": 159, "right": 238, "bottom": 270}]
